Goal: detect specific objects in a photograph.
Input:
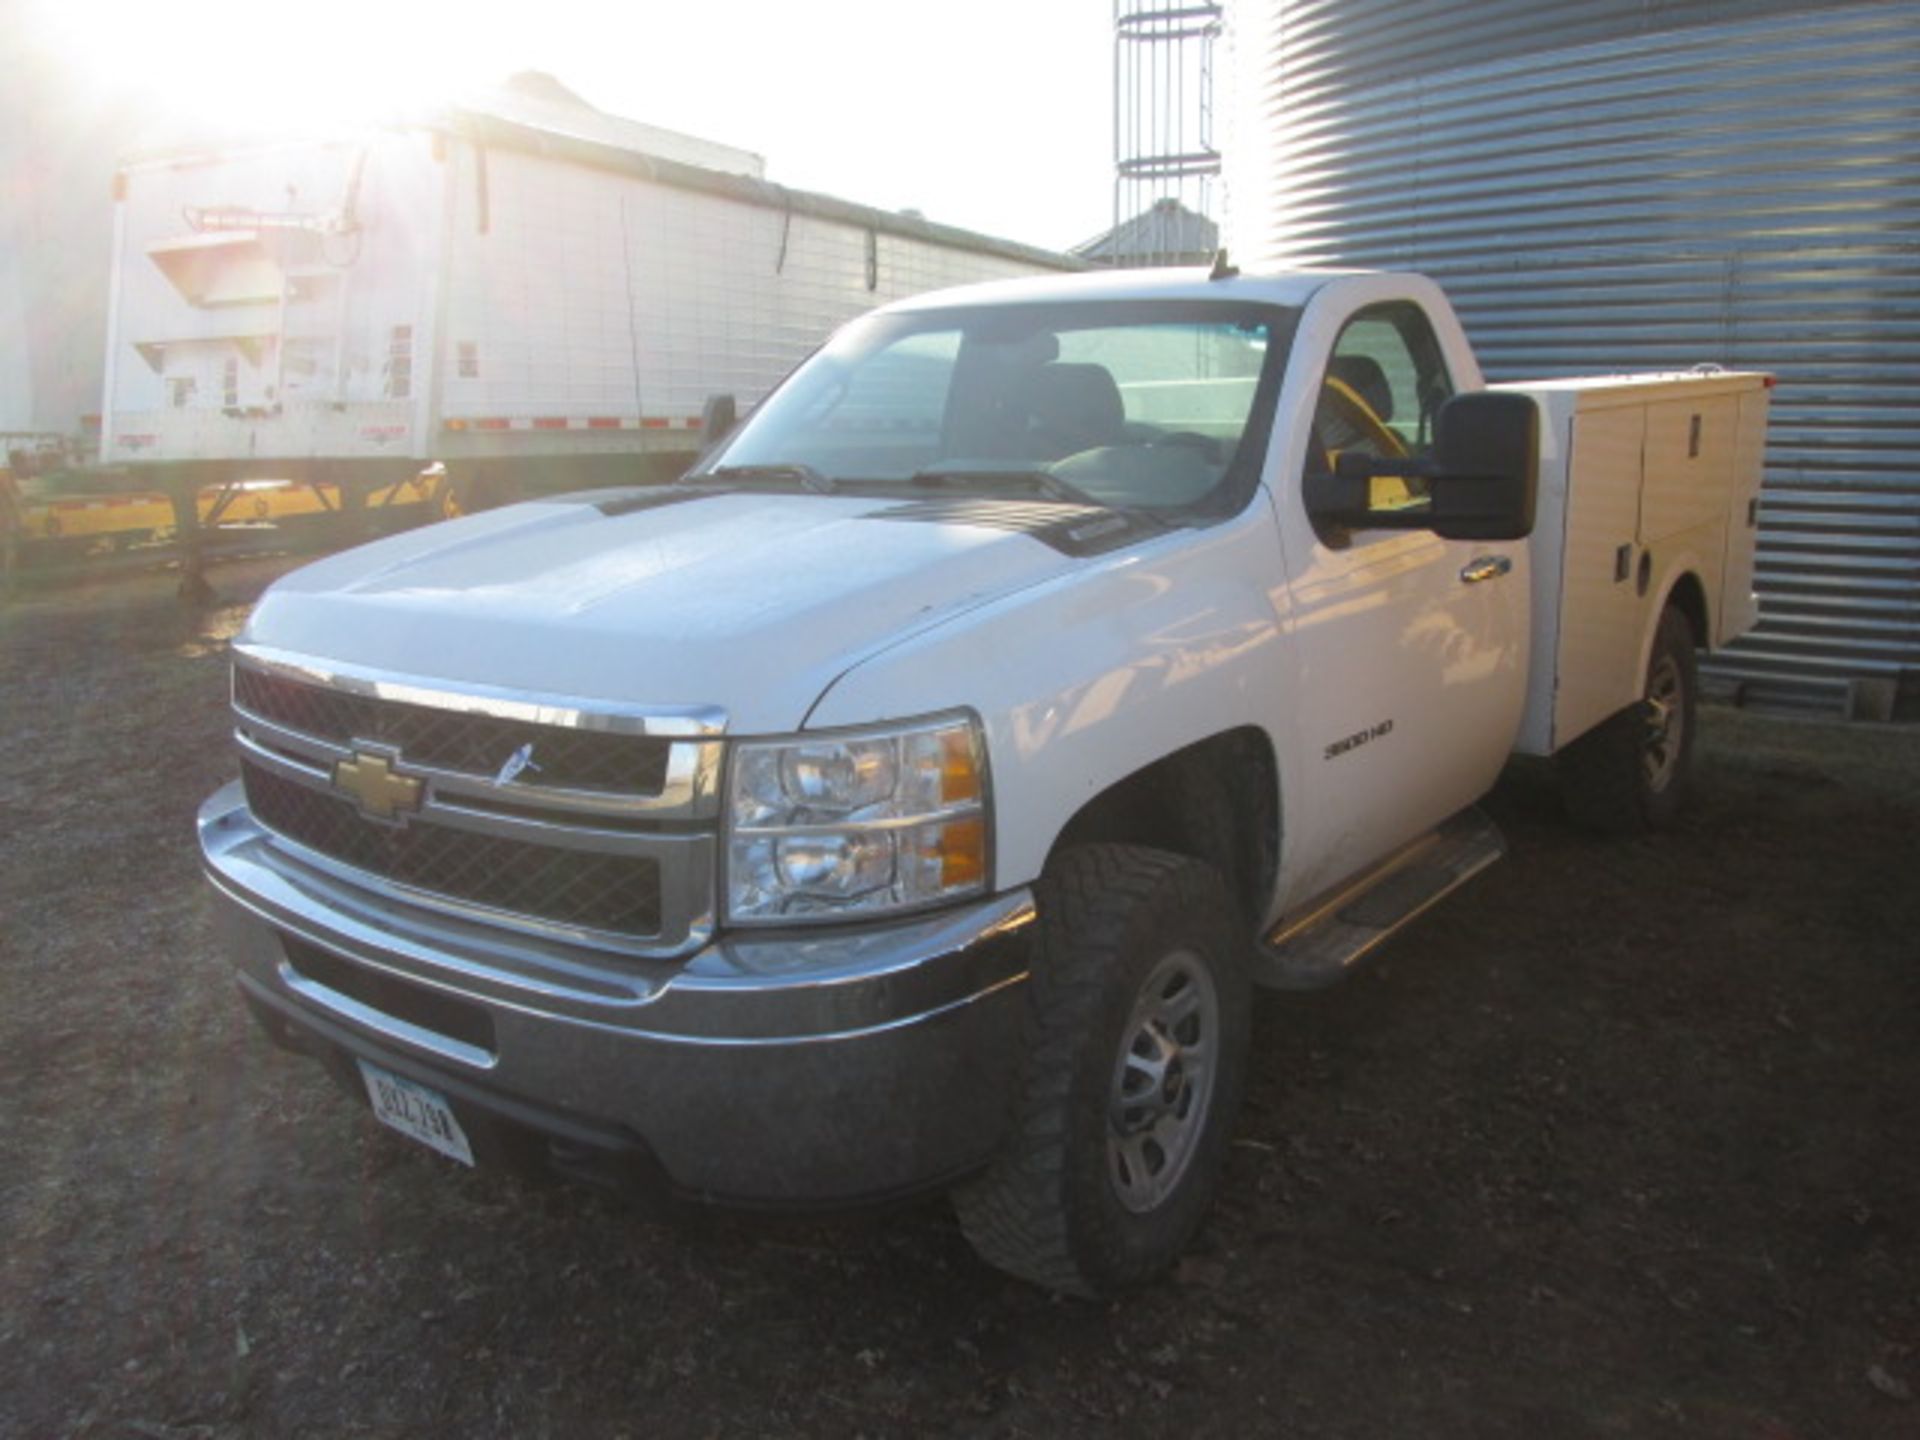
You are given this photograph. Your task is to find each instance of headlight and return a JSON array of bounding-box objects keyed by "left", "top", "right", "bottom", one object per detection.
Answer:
[{"left": 725, "top": 713, "right": 989, "bottom": 924}]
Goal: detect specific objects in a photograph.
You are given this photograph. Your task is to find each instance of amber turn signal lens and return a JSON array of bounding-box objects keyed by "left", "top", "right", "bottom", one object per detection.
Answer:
[
  {"left": 939, "top": 727, "right": 982, "bottom": 806},
  {"left": 937, "top": 816, "right": 987, "bottom": 890}
]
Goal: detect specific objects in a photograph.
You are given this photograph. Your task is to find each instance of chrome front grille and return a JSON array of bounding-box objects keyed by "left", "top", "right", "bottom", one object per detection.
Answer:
[
  {"left": 228, "top": 643, "right": 724, "bottom": 956},
  {"left": 239, "top": 762, "right": 665, "bottom": 936},
  {"left": 231, "top": 666, "right": 674, "bottom": 795}
]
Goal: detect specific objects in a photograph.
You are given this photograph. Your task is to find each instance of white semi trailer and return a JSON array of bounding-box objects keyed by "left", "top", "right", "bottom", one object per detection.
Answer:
[{"left": 99, "top": 84, "right": 1078, "bottom": 522}]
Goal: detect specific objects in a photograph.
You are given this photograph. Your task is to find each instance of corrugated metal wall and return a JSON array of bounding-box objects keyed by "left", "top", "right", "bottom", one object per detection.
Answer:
[{"left": 1226, "top": 0, "right": 1920, "bottom": 713}]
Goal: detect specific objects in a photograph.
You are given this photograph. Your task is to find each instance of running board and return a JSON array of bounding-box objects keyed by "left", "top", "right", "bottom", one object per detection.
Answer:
[{"left": 1253, "top": 808, "right": 1506, "bottom": 991}]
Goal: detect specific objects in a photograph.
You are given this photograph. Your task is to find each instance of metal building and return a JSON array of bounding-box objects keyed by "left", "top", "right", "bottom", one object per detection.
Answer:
[{"left": 1223, "top": 0, "right": 1920, "bottom": 715}]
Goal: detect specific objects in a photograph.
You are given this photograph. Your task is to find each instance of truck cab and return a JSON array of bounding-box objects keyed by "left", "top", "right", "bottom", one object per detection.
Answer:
[{"left": 199, "top": 266, "right": 1766, "bottom": 1295}]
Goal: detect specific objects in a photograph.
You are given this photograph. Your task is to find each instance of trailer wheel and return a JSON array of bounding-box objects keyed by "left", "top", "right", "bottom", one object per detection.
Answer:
[
  {"left": 1559, "top": 604, "right": 1699, "bottom": 833},
  {"left": 953, "top": 844, "right": 1250, "bottom": 1297}
]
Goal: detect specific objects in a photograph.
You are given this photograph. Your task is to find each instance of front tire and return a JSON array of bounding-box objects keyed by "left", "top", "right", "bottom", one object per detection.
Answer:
[
  {"left": 954, "top": 844, "right": 1250, "bottom": 1296},
  {"left": 1559, "top": 604, "right": 1699, "bottom": 833}
]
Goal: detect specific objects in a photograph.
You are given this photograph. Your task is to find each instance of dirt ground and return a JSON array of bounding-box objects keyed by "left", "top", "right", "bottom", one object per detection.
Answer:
[{"left": 2, "top": 558, "right": 1917, "bottom": 1440}]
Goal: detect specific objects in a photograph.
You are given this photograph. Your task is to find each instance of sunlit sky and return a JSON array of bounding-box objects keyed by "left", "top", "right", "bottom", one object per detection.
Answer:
[{"left": 19, "top": 0, "right": 1118, "bottom": 252}]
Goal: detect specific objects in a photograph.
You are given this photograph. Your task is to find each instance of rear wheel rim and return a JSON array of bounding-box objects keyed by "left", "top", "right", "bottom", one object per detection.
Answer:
[
  {"left": 1643, "top": 653, "right": 1686, "bottom": 792},
  {"left": 1107, "top": 949, "right": 1220, "bottom": 1215}
]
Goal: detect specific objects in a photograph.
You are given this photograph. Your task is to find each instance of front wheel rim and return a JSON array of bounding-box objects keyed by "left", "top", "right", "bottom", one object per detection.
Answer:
[
  {"left": 1106, "top": 949, "right": 1220, "bottom": 1215},
  {"left": 1642, "top": 653, "right": 1686, "bottom": 792}
]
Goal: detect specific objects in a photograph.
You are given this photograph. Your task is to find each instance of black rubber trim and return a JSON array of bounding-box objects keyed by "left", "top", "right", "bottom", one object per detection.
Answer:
[{"left": 279, "top": 932, "right": 496, "bottom": 1055}]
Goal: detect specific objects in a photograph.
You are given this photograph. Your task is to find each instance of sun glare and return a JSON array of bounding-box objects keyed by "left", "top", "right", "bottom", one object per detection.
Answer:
[
  {"left": 25, "top": 0, "right": 519, "bottom": 144},
  {"left": 14, "top": 0, "right": 1115, "bottom": 258}
]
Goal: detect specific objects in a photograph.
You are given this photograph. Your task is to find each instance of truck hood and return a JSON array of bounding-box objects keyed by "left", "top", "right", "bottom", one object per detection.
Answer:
[{"left": 241, "top": 489, "right": 1094, "bottom": 733}]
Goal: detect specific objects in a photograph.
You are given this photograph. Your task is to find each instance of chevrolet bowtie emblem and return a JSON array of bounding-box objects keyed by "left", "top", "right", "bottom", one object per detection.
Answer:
[{"left": 332, "top": 751, "right": 424, "bottom": 821}]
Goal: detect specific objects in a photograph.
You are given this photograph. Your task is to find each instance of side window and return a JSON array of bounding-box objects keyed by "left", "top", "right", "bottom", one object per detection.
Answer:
[{"left": 1305, "top": 302, "right": 1456, "bottom": 511}]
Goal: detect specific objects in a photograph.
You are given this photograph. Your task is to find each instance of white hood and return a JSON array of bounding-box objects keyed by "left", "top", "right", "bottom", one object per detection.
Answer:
[{"left": 242, "top": 491, "right": 1088, "bottom": 733}]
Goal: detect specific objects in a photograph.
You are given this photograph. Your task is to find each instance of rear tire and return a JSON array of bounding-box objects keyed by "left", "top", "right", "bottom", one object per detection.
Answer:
[
  {"left": 954, "top": 844, "right": 1250, "bottom": 1297},
  {"left": 1559, "top": 604, "right": 1699, "bottom": 833}
]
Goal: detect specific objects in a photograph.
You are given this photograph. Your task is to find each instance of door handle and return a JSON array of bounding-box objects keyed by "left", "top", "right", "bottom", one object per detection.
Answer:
[{"left": 1460, "top": 555, "right": 1512, "bottom": 584}]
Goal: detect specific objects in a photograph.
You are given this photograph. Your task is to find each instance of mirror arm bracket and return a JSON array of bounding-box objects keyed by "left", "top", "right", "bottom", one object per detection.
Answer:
[{"left": 1303, "top": 469, "right": 1367, "bottom": 515}]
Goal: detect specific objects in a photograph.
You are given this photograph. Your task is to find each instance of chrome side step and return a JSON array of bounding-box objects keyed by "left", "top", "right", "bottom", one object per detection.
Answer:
[{"left": 1252, "top": 807, "right": 1506, "bottom": 991}]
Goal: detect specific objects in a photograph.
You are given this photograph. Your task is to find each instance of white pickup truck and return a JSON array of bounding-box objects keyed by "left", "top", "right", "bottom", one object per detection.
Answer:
[{"left": 198, "top": 266, "right": 1770, "bottom": 1295}]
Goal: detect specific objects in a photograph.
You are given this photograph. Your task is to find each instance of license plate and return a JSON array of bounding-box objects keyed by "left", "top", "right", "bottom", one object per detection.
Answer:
[{"left": 357, "top": 1059, "right": 474, "bottom": 1167}]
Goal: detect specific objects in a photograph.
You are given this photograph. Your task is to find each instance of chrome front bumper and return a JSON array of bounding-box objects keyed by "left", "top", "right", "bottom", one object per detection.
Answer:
[{"left": 199, "top": 780, "right": 1034, "bottom": 1205}]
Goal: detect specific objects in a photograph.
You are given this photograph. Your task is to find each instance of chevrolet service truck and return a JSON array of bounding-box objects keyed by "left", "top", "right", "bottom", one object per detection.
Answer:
[{"left": 198, "top": 266, "right": 1770, "bottom": 1295}]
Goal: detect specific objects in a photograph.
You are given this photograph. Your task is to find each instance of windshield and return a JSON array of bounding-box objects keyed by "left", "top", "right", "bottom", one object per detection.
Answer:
[{"left": 697, "top": 299, "right": 1297, "bottom": 514}]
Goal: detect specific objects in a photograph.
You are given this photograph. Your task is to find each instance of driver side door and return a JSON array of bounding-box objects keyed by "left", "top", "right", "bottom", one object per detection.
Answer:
[{"left": 1273, "top": 297, "right": 1528, "bottom": 904}]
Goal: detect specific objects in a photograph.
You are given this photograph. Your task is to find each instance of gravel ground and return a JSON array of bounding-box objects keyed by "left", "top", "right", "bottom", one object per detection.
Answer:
[{"left": 2, "top": 559, "right": 1917, "bottom": 1439}]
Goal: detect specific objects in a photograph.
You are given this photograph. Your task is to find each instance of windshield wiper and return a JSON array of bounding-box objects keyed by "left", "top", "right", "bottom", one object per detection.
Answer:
[
  {"left": 908, "top": 463, "right": 1102, "bottom": 509},
  {"left": 700, "top": 462, "right": 837, "bottom": 494}
]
